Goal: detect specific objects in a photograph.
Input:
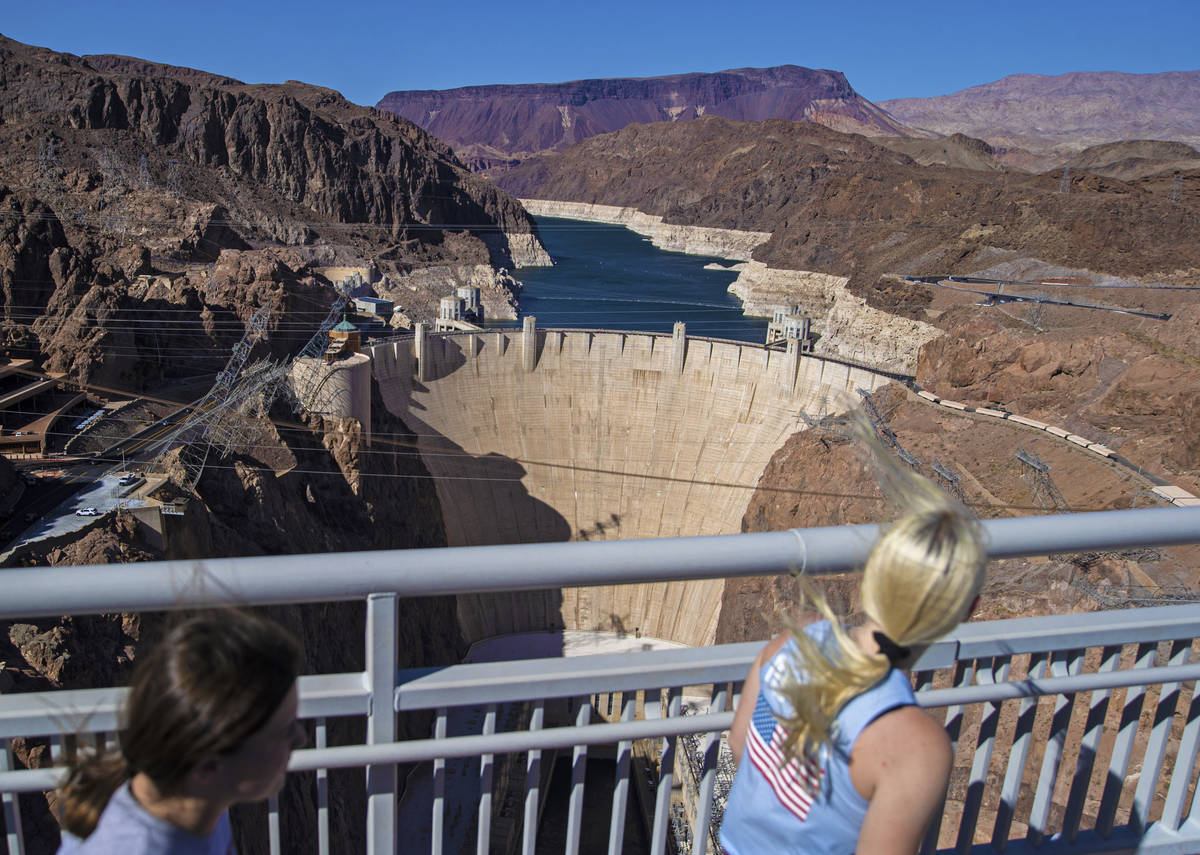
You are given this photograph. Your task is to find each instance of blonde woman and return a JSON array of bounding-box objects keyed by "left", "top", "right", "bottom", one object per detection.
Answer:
[{"left": 720, "top": 476, "right": 985, "bottom": 854}]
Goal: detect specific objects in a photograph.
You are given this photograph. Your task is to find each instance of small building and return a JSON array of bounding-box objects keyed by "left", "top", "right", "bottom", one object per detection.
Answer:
[
  {"left": 766, "top": 305, "right": 814, "bottom": 352},
  {"left": 456, "top": 287, "right": 485, "bottom": 324},
  {"left": 439, "top": 297, "right": 463, "bottom": 323},
  {"left": 434, "top": 289, "right": 485, "bottom": 332},
  {"left": 325, "top": 317, "right": 361, "bottom": 362},
  {"left": 354, "top": 296, "right": 394, "bottom": 317}
]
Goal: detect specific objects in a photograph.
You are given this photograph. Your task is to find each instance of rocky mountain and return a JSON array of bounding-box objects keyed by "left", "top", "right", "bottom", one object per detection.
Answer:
[
  {"left": 880, "top": 71, "right": 1200, "bottom": 166},
  {"left": 873, "top": 132, "right": 1004, "bottom": 171},
  {"left": 1063, "top": 139, "right": 1200, "bottom": 182},
  {"left": 377, "top": 65, "right": 919, "bottom": 171},
  {"left": 0, "top": 34, "right": 548, "bottom": 390},
  {"left": 498, "top": 116, "right": 1200, "bottom": 291}
]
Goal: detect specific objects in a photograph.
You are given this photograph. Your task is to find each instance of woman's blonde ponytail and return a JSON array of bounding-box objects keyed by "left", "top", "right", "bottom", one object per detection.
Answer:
[{"left": 772, "top": 409, "right": 986, "bottom": 763}]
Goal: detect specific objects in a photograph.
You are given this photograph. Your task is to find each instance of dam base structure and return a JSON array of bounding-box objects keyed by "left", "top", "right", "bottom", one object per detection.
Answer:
[{"left": 369, "top": 322, "right": 901, "bottom": 646}]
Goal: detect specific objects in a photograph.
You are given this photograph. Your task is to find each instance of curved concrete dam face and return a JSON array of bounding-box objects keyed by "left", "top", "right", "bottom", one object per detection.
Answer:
[{"left": 368, "top": 328, "right": 893, "bottom": 646}]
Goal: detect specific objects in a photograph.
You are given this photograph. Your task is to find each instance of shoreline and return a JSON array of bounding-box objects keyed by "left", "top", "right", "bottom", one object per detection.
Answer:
[{"left": 518, "top": 200, "right": 940, "bottom": 372}]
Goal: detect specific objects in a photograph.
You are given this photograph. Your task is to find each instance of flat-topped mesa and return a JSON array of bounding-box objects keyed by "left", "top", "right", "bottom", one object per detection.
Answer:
[
  {"left": 367, "top": 324, "right": 905, "bottom": 646},
  {"left": 378, "top": 65, "right": 918, "bottom": 169}
]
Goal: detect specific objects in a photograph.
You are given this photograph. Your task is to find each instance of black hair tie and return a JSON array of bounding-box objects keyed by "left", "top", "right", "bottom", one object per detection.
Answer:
[{"left": 872, "top": 631, "right": 911, "bottom": 667}]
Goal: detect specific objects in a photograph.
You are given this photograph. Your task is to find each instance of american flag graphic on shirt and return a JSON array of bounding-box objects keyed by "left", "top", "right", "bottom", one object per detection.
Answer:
[{"left": 746, "top": 697, "right": 825, "bottom": 821}]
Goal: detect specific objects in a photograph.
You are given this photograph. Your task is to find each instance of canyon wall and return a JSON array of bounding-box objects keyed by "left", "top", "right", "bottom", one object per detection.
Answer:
[
  {"left": 369, "top": 328, "right": 897, "bottom": 646},
  {"left": 727, "top": 261, "right": 941, "bottom": 371}
]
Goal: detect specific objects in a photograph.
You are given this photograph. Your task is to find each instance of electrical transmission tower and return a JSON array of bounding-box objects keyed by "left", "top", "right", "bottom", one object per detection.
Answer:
[
  {"left": 1058, "top": 167, "right": 1072, "bottom": 194},
  {"left": 931, "top": 460, "right": 970, "bottom": 506},
  {"left": 145, "top": 304, "right": 275, "bottom": 490},
  {"left": 35, "top": 136, "right": 61, "bottom": 207},
  {"left": 166, "top": 159, "right": 181, "bottom": 196},
  {"left": 1015, "top": 446, "right": 1069, "bottom": 512},
  {"left": 98, "top": 149, "right": 124, "bottom": 200},
  {"left": 857, "top": 388, "right": 921, "bottom": 470},
  {"left": 1171, "top": 175, "right": 1183, "bottom": 204},
  {"left": 144, "top": 280, "right": 356, "bottom": 491},
  {"left": 799, "top": 409, "right": 845, "bottom": 436}
]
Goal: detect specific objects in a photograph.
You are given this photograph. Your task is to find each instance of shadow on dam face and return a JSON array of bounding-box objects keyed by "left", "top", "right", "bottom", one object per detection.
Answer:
[{"left": 369, "top": 329, "right": 894, "bottom": 647}]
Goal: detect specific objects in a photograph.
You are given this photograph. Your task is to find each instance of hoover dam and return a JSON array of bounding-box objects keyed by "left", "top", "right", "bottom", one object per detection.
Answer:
[{"left": 366, "top": 322, "right": 903, "bottom": 647}]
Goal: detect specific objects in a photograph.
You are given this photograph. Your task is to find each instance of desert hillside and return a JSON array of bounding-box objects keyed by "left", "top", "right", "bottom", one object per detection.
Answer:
[
  {"left": 498, "top": 116, "right": 1199, "bottom": 291},
  {"left": 881, "top": 70, "right": 1200, "bottom": 168}
]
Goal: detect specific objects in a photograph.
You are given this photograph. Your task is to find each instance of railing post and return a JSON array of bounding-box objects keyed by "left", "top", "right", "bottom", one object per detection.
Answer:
[
  {"left": 476, "top": 704, "right": 497, "bottom": 855},
  {"left": 691, "top": 684, "right": 728, "bottom": 855},
  {"left": 522, "top": 700, "right": 545, "bottom": 855},
  {"left": 607, "top": 694, "right": 637, "bottom": 855},
  {"left": 432, "top": 709, "right": 447, "bottom": 853},
  {"left": 316, "top": 718, "right": 330, "bottom": 855},
  {"left": 565, "top": 699, "right": 592, "bottom": 855},
  {"left": 365, "top": 593, "right": 398, "bottom": 855},
  {"left": 1, "top": 739, "right": 25, "bottom": 855},
  {"left": 651, "top": 688, "right": 682, "bottom": 854}
]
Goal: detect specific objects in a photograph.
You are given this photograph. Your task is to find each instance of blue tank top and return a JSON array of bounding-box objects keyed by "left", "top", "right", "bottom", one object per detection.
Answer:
[{"left": 718, "top": 622, "right": 917, "bottom": 855}]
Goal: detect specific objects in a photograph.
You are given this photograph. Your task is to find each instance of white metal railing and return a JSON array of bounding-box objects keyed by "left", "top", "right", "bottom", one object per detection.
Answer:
[{"left": 3, "top": 507, "right": 1200, "bottom": 855}]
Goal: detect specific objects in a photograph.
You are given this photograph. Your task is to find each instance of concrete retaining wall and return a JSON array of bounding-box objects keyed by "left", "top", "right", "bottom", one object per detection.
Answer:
[{"left": 370, "top": 329, "right": 893, "bottom": 646}]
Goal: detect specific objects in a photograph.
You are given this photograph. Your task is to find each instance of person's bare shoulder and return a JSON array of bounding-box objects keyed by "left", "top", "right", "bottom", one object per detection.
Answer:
[
  {"left": 856, "top": 706, "right": 952, "bottom": 792},
  {"left": 853, "top": 707, "right": 953, "bottom": 854}
]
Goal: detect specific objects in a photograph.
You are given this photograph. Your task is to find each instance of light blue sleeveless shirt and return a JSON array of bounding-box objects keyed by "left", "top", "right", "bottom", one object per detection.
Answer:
[{"left": 719, "top": 622, "right": 917, "bottom": 855}]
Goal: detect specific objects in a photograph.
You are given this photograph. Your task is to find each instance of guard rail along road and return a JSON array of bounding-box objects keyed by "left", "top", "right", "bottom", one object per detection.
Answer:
[{"left": 3, "top": 506, "right": 1200, "bottom": 855}]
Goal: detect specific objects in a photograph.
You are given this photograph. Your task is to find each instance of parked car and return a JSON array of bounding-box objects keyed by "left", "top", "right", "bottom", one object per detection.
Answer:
[
  {"left": 75, "top": 507, "right": 99, "bottom": 516},
  {"left": 118, "top": 473, "right": 137, "bottom": 485}
]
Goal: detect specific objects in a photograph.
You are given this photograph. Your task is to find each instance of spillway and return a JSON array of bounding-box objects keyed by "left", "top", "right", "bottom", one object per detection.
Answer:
[{"left": 369, "top": 326, "right": 895, "bottom": 646}]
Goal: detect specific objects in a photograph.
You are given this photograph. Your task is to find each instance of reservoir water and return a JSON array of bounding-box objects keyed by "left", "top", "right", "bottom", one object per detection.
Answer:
[{"left": 495, "top": 216, "right": 769, "bottom": 344}]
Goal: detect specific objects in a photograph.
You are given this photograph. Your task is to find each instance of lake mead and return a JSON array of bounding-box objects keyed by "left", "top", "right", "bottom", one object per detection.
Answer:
[{"left": 496, "top": 216, "right": 769, "bottom": 344}]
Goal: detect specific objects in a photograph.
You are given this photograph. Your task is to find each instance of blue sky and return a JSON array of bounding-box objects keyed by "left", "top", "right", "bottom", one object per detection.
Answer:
[{"left": 3, "top": 0, "right": 1197, "bottom": 107}]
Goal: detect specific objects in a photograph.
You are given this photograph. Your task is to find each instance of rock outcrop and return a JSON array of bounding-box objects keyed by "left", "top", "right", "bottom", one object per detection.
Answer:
[
  {"left": 0, "top": 34, "right": 550, "bottom": 389},
  {"left": 1064, "top": 140, "right": 1200, "bottom": 182},
  {"left": 726, "top": 261, "right": 940, "bottom": 370}
]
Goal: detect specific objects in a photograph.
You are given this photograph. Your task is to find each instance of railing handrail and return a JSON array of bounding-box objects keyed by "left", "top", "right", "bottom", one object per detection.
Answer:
[
  {"left": 3, "top": 507, "right": 1198, "bottom": 619},
  {"left": 5, "top": 598, "right": 1200, "bottom": 742},
  {"left": 4, "top": 620, "right": 1200, "bottom": 793}
]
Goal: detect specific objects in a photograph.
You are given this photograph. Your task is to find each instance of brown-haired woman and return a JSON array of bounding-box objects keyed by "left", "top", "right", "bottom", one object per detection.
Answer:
[{"left": 56, "top": 610, "right": 304, "bottom": 854}]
